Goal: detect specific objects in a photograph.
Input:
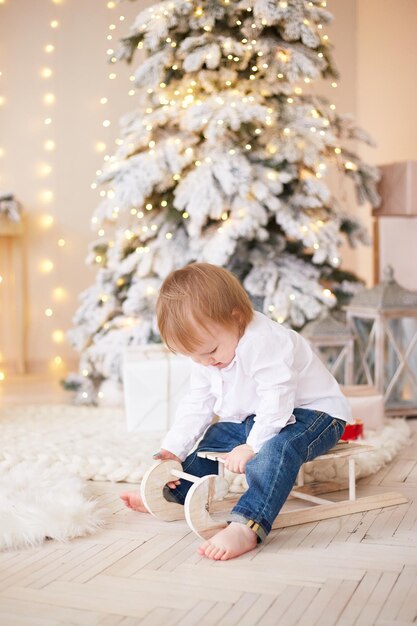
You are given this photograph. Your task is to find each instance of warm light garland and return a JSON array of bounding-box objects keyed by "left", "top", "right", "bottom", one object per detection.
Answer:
[{"left": 37, "top": 2, "right": 70, "bottom": 371}]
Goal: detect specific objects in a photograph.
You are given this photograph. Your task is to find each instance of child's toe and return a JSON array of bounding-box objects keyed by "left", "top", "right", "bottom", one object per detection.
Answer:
[{"left": 205, "top": 543, "right": 219, "bottom": 559}]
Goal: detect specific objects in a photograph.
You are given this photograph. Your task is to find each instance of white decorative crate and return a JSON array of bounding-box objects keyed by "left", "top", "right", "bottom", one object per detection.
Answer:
[{"left": 123, "top": 344, "right": 190, "bottom": 433}]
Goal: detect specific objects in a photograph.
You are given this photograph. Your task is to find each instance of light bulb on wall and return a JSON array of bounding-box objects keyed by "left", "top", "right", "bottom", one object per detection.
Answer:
[
  {"left": 52, "top": 287, "right": 67, "bottom": 301},
  {"left": 40, "top": 259, "right": 54, "bottom": 273},
  {"left": 52, "top": 329, "right": 65, "bottom": 343}
]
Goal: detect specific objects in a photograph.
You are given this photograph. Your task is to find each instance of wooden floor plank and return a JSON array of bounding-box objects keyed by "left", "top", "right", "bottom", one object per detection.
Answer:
[
  {"left": 199, "top": 600, "right": 235, "bottom": 625},
  {"left": 336, "top": 570, "right": 382, "bottom": 625},
  {"left": 257, "top": 585, "right": 303, "bottom": 625},
  {"left": 1, "top": 582, "right": 155, "bottom": 619},
  {"left": 61, "top": 539, "right": 145, "bottom": 584},
  {"left": 134, "top": 606, "right": 187, "bottom": 626},
  {"left": 172, "top": 599, "right": 215, "bottom": 626},
  {"left": 0, "top": 595, "right": 104, "bottom": 625},
  {"left": 217, "top": 592, "right": 258, "bottom": 626},
  {"left": 319, "top": 580, "right": 358, "bottom": 625},
  {"left": 355, "top": 571, "right": 399, "bottom": 626},
  {"left": 378, "top": 565, "right": 417, "bottom": 622},
  {"left": 102, "top": 532, "right": 188, "bottom": 576},
  {"left": 296, "top": 579, "right": 345, "bottom": 626},
  {"left": 95, "top": 571, "right": 241, "bottom": 605},
  {"left": 238, "top": 594, "right": 278, "bottom": 626},
  {"left": 277, "top": 585, "right": 320, "bottom": 625}
]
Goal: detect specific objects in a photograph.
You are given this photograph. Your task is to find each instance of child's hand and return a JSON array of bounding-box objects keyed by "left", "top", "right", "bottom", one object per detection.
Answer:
[
  {"left": 153, "top": 449, "right": 182, "bottom": 488},
  {"left": 224, "top": 444, "right": 255, "bottom": 474}
]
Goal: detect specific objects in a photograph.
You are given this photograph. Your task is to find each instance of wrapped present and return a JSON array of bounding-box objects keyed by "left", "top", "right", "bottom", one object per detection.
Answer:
[
  {"left": 123, "top": 344, "right": 190, "bottom": 433},
  {"left": 341, "top": 385, "right": 385, "bottom": 431},
  {"left": 374, "top": 160, "right": 417, "bottom": 216},
  {"left": 340, "top": 419, "right": 364, "bottom": 441}
]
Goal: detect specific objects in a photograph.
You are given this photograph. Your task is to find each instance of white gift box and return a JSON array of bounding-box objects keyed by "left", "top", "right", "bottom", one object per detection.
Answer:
[
  {"left": 123, "top": 344, "right": 190, "bottom": 432},
  {"left": 341, "top": 385, "right": 385, "bottom": 431}
]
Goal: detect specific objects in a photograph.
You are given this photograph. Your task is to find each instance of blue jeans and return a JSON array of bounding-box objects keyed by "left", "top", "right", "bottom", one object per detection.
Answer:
[{"left": 167, "top": 408, "right": 345, "bottom": 542}]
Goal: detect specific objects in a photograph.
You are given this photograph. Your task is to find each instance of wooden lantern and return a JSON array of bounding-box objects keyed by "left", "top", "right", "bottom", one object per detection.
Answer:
[
  {"left": 345, "top": 266, "right": 417, "bottom": 416},
  {"left": 301, "top": 313, "right": 354, "bottom": 385}
]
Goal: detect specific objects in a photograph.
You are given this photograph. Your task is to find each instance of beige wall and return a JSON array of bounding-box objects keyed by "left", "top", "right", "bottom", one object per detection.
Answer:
[
  {"left": 356, "top": 0, "right": 417, "bottom": 289},
  {"left": 0, "top": 0, "right": 415, "bottom": 372}
]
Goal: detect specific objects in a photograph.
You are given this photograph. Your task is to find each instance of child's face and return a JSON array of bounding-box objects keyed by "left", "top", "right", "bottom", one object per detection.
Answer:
[{"left": 172, "top": 321, "right": 241, "bottom": 369}]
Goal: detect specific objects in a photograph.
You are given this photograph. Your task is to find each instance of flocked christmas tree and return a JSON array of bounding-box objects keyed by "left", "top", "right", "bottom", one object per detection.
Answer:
[{"left": 66, "top": 0, "right": 380, "bottom": 404}]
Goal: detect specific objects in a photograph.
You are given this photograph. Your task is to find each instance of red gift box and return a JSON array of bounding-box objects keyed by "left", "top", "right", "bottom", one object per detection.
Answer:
[{"left": 340, "top": 419, "right": 364, "bottom": 441}]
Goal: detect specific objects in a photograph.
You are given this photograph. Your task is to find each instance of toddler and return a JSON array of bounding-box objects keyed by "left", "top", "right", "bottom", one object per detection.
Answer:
[{"left": 121, "top": 263, "right": 352, "bottom": 561}]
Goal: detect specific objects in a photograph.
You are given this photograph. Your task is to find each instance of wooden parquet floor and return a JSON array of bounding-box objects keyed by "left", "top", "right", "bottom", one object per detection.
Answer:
[{"left": 1, "top": 419, "right": 416, "bottom": 626}]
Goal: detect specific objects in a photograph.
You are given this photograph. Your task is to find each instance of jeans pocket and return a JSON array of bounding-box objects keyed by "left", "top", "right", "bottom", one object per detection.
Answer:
[{"left": 305, "top": 418, "right": 343, "bottom": 462}]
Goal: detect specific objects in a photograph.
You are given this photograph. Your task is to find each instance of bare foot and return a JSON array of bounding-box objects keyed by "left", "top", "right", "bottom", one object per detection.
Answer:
[
  {"left": 120, "top": 491, "right": 149, "bottom": 513},
  {"left": 198, "top": 522, "right": 258, "bottom": 561}
]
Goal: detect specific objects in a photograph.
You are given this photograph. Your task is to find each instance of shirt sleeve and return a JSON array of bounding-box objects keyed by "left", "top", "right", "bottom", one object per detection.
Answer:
[
  {"left": 242, "top": 331, "right": 297, "bottom": 453},
  {"left": 160, "top": 361, "right": 216, "bottom": 461}
]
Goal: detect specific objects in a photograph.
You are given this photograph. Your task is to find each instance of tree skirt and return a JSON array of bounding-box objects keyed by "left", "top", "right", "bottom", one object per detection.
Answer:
[{"left": 0, "top": 404, "right": 411, "bottom": 550}]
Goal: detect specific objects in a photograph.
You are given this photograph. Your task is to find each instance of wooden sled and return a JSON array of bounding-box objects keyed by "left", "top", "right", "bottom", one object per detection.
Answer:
[{"left": 140, "top": 441, "right": 408, "bottom": 540}]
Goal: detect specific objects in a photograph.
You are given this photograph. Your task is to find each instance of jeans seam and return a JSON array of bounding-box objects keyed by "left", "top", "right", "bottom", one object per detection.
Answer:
[
  {"left": 306, "top": 417, "right": 341, "bottom": 462},
  {"left": 306, "top": 410, "right": 326, "bottom": 431},
  {"left": 245, "top": 437, "right": 292, "bottom": 527}
]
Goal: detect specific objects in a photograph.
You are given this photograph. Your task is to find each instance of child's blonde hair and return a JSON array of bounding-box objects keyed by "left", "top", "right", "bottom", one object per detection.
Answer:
[{"left": 156, "top": 263, "right": 254, "bottom": 353}]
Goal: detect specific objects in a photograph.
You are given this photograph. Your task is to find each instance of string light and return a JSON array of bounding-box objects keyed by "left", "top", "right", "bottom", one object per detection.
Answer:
[
  {"left": 41, "top": 67, "right": 53, "bottom": 78},
  {"left": 40, "top": 214, "right": 54, "bottom": 228},
  {"left": 40, "top": 190, "right": 53, "bottom": 202},
  {"left": 43, "top": 93, "right": 55, "bottom": 105},
  {"left": 345, "top": 161, "right": 357, "bottom": 171},
  {"left": 34, "top": 5, "right": 68, "bottom": 369},
  {"left": 52, "top": 330, "right": 65, "bottom": 343},
  {"left": 52, "top": 287, "right": 67, "bottom": 301},
  {"left": 39, "top": 163, "right": 52, "bottom": 176},
  {"left": 40, "top": 259, "right": 54, "bottom": 273}
]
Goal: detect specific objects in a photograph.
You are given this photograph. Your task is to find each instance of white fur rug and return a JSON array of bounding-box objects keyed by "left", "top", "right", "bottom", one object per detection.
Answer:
[
  {"left": 0, "top": 404, "right": 411, "bottom": 550},
  {"left": 0, "top": 461, "right": 104, "bottom": 551},
  {"left": 0, "top": 404, "right": 159, "bottom": 550}
]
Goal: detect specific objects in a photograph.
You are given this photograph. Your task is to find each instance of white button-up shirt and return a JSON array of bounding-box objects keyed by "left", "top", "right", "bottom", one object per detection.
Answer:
[{"left": 161, "top": 311, "right": 352, "bottom": 460}]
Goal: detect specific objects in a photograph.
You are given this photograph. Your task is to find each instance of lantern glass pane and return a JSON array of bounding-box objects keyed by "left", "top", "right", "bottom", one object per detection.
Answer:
[
  {"left": 353, "top": 318, "right": 376, "bottom": 385},
  {"left": 384, "top": 318, "right": 401, "bottom": 384},
  {"left": 385, "top": 317, "right": 417, "bottom": 411},
  {"left": 316, "top": 346, "right": 346, "bottom": 384}
]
